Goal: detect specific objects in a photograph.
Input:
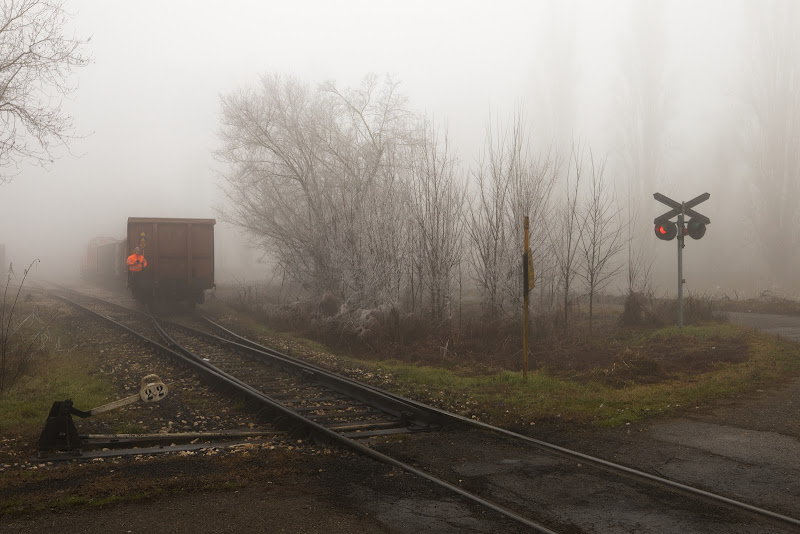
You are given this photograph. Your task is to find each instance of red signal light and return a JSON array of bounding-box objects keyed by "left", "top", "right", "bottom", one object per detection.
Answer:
[{"left": 654, "top": 221, "right": 677, "bottom": 241}]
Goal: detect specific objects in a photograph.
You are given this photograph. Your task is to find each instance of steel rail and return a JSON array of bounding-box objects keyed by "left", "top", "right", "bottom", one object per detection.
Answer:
[
  {"left": 203, "top": 317, "right": 800, "bottom": 530},
  {"left": 151, "top": 318, "right": 559, "bottom": 532},
  {"left": 165, "top": 319, "right": 444, "bottom": 429},
  {"left": 53, "top": 291, "right": 559, "bottom": 533}
]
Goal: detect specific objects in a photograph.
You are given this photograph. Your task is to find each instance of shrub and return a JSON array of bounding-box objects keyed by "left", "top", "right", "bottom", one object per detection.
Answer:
[{"left": 620, "top": 291, "right": 657, "bottom": 326}]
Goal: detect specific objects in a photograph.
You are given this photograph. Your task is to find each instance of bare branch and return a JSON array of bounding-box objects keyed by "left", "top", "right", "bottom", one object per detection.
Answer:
[{"left": 0, "top": 0, "right": 91, "bottom": 183}]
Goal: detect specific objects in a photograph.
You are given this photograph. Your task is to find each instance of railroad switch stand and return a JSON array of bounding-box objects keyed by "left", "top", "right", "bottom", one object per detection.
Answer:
[{"left": 37, "top": 374, "right": 168, "bottom": 459}]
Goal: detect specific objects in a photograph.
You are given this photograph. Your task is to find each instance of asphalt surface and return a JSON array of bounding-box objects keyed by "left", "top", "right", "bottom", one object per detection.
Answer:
[{"left": 728, "top": 311, "right": 800, "bottom": 342}]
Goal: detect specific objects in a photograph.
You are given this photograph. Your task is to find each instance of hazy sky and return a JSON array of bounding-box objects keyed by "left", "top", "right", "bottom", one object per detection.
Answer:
[{"left": 0, "top": 0, "right": 755, "bottom": 291}]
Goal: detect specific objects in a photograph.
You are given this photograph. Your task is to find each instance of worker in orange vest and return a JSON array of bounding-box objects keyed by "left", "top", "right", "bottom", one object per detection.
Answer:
[{"left": 126, "top": 246, "right": 147, "bottom": 272}]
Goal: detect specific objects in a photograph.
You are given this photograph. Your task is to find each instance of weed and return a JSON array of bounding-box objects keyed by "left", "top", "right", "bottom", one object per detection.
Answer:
[
  {"left": 1, "top": 260, "right": 49, "bottom": 394},
  {"left": 112, "top": 422, "right": 148, "bottom": 434},
  {"left": 0, "top": 350, "right": 113, "bottom": 437},
  {"left": 181, "top": 388, "right": 211, "bottom": 410}
]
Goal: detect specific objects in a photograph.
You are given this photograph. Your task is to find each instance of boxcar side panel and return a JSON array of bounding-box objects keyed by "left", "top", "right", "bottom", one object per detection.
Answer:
[
  {"left": 189, "top": 223, "right": 214, "bottom": 287},
  {"left": 96, "top": 239, "right": 126, "bottom": 289},
  {"left": 82, "top": 236, "right": 116, "bottom": 279},
  {"left": 126, "top": 217, "right": 215, "bottom": 303}
]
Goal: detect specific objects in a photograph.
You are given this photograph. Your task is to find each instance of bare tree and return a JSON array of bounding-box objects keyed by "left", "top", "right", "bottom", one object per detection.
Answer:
[
  {"left": 614, "top": 1, "right": 672, "bottom": 204},
  {"left": 578, "top": 152, "right": 624, "bottom": 335},
  {"left": 406, "top": 119, "right": 466, "bottom": 323},
  {"left": 0, "top": 0, "right": 90, "bottom": 183},
  {"left": 548, "top": 143, "right": 584, "bottom": 327},
  {"left": 503, "top": 113, "right": 559, "bottom": 317},
  {"left": 624, "top": 199, "right": 652, "bottom": 294},
  {"left": 530, "top": 0, "right": 578, "bottom": 151},
  {"left": 467, "top": 117, "right": 513, "bottom": 318},
  {"left": 611, "top": 0, "right": 671, "bottom": 290},
  {"left": 467, "top": 109, "right": 558, "bottom": 319}
]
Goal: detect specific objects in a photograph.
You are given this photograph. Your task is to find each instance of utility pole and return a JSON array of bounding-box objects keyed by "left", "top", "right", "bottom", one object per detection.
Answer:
[{"left": 522, "top": 217, "right": 534, "bottom": 379}]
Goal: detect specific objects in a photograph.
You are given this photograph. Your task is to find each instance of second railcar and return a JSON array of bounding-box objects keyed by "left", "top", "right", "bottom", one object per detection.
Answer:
[
  {"left": 81, "top": 236, "right": 117, "bottom": 281},
  {"left": 126, "top": 217, "right": 215, "bottom": 306},
  {"left": 96, "top": 239, "right": 127, "bottom": 290}
]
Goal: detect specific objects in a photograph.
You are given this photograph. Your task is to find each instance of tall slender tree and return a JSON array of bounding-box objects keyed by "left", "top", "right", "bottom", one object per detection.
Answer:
[
  {"left": 740, "top": 0, "right": 800, "bottom": 287},
  {"left": 578, "top": 152, "right": 624, "bottom": 335},
  {"left": 407, "top": 119, "right": 466, "bottom": 323},
  {"left": 612, "top": 1, "right": 671, "bottom": 293},
  {"left": 466, "top": 109, "right": 557, "bottom": 319},
  {"left": 548, "top": 143, "right": 584, "bottom": 326}
]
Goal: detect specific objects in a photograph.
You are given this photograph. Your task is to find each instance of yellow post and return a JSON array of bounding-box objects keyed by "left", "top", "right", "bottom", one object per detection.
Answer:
[{"left": 522, "top": 217, "right": 530, "bottom": 380}]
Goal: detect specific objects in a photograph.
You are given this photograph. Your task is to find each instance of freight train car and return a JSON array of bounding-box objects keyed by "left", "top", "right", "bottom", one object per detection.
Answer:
[
  {"left": 126, "top": 217, "right": 215, "bottom": 307},
  {"left": 96, "top": 239, "right": 127, "bottom": 290},
  {"left": 81, "top": 237, "right": 118, "bottom": 282}
]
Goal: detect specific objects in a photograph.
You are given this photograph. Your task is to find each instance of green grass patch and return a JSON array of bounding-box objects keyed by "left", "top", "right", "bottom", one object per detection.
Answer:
[
  {"left": 0, "top": 350, "right": 114, "bottom": 437},
  {"left": 356, "top": 325, "right": 800, "bottom": 427},
  {"left": 0, "top": 499, "right": 24, "bottom": 515},
  {"left": 644, "top": 323, "right": 743, "bottom": 342}
]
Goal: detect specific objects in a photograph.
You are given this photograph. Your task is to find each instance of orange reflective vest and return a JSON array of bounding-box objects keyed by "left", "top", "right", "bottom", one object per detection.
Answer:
[{"left": 127, "top": 253, "right": 147, "bottom": 272}]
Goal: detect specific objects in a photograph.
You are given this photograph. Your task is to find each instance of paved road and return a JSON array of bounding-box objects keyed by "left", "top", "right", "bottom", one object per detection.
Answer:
[
  {"left": 625, "top": 310, "right": 800, "bottom": 529},
  {"left": 728, "top": 311, "right": 800, "bottom": 342}
]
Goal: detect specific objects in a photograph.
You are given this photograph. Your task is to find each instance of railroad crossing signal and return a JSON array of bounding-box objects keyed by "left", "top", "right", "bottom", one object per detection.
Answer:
[
  {"left": 653, "top": 192, "right": 710, "bottom": 328},
  {"left": 654, "top": 192, "right": 710, "bottom": 242}
]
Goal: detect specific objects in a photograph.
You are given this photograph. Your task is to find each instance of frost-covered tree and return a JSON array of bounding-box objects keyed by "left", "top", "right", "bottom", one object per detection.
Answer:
[
  {"left": 406, "top": 119, "right": 466, "bottom": 323},
  {"left": 216, "top": 74, "right": 411, "bottom": 307}
]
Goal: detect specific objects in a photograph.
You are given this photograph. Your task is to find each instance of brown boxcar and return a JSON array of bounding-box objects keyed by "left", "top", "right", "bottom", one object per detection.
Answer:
[
  {"left": 96, "top": 239, "right": 127, "bottom": 289},
  {"left": 126, "top": 217, "right": 215, "bottom": 306},
  {"left": 81, "top": 236, "right": 117, "bottom": 280}
]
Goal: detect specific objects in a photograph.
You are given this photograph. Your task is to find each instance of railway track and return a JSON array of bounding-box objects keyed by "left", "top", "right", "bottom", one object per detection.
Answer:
[{"left": 49, "top": 288, "right": 800, "bottom": 533}]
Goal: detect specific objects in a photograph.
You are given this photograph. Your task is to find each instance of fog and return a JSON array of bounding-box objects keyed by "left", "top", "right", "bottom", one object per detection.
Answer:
[{"left": 0, "top": 0, "right": 795, "bottom": 298}]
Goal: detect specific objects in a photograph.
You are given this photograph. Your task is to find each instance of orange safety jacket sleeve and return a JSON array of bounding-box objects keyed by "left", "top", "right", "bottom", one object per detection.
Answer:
[{"left": 127, "top": 254, "right": 146, "bottom": 272}]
